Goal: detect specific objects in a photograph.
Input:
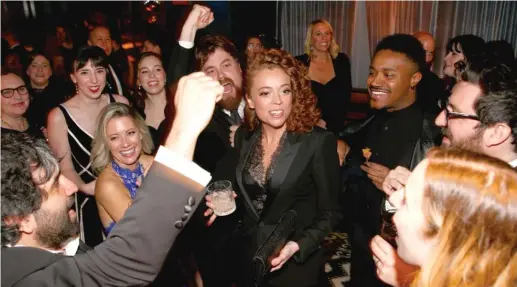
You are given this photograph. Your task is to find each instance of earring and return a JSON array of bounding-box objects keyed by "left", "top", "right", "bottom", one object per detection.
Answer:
[
  {"left": 138, "top": 84, "right": 142, "bottom": 91},
  {"left": 75, "top": 84, "right": 78, "bottom": 94}
]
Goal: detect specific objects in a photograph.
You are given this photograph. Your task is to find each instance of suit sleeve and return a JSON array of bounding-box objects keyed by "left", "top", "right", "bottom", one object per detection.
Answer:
[
  {"left": 166, "top": 41, "right": 195, "bottom": 85},
  {"left": 293, "top": 132, "right": 342, "bottom": 263},
  {"left": 26, "top": 147, "right": 211, "bottom": 286}
]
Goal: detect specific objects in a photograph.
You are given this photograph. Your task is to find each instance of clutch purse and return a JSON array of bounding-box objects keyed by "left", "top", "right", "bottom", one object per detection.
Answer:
[{"left": 252, "top": 210, "right": 297, "bottom": 287}]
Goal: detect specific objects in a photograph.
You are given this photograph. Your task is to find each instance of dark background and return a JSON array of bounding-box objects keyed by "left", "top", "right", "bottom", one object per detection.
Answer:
[{"left": 1, "top": 1, "right": 278, "bottom": 54}]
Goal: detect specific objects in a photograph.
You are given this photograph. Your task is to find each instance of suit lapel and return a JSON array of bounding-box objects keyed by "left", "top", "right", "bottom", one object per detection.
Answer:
[
  {"left": 269, "top": 133, "right": 303, "bottom": 190},
  {"left": 236, "top": 131, "right": 261, "bottom": 221}
]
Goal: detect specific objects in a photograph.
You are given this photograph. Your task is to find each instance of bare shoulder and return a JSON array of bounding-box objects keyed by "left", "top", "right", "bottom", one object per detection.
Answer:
[
  {"left": 96, "top": 166, "right": 124, "bottom": 194},
  {"left": 47, "top": 106, "right": 66, "bottom": 126},
  {"left": 113, "top": 94, "right": 129, "bottom": 105}
]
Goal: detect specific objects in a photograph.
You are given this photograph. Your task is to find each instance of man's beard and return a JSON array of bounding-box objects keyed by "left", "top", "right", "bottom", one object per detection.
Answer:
[
  {"left": 441, "top": 127, "right": 484, "bottom": 152},
  {"left": 219, "top": 77, "right": 243, "bottom": 111},
  {"left": 34, "top": 198, "right": 79, "bottom": 250}
]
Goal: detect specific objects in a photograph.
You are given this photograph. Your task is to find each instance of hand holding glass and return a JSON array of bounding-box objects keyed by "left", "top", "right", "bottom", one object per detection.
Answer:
[{"left": 207, "top": 180, "right": 236, "bottom": 216}]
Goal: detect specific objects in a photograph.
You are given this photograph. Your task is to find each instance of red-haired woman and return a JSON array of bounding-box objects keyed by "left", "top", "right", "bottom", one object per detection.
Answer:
[
  {"left": 206, "top": 49, "right": 341, "bottom": 287},
  {"left": 377, "top": 148, "right": 517, "bottom": 287}
]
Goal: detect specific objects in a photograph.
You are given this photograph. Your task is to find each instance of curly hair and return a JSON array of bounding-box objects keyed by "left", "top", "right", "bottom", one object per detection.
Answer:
[
  {"left": 245, "top": 49, "right": 320, "bottom": 133},
  {"left": 411, "top": 147, "right": 517, "bottom": 287},
  {"left": 1, "top": 133, "right": 59, "bottom": 246},
  {"left": 304, "top": 19, "right": 340, "bottom": 59},
  {"left": 90, "top": 103, "right": 154, "bottom": 174}
]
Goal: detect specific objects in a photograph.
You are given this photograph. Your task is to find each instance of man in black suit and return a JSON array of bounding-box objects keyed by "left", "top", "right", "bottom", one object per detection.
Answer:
[
  {"left": 339, "top": 34, "right": 441, "bottom": 287},
  {"left": 167, "top": 4, "right": 244, "bottom": 174},
  {"left": 372, "top": 58, "right": 517, "bottom": 287},
  {"left": 1, "top": 72, "right": 224, "bottom": 287}
]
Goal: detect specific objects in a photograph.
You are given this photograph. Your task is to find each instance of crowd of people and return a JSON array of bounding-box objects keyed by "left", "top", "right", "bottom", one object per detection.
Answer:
[{"left": 2, "top": 3, "right": 517, "bottom": 287}]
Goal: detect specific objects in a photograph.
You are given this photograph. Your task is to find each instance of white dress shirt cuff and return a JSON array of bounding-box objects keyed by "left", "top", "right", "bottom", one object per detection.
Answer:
[
  {"left": 178, "top": 41, "right": 194, "bottom": 49},
  {"left": 155, "top": 146, "right": 211, "bottom": 186}
]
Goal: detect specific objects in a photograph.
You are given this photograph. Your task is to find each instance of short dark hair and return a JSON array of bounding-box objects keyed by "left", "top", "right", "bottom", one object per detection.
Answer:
[
  {"left": 1, "top": 133, "right": 59, "bottom": 246},
  {"left": 195, "top": 35, "right": 240, "bottom": 71},
  {"left": 374, "top": 34, "right": 426, "bottom": 72},
  {"left": 72, "top": 45, "right": 109, "bottom": 73},
  {"left": 26, "top": 51, "right": 53, "bottom": 72},
  {"left": 461, "top": 58, "right": 517, "bottom": 152}
]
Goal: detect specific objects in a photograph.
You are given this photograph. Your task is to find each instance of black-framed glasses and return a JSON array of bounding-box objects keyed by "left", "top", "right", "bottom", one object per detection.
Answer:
[
  {"left": 443, "top": 101, "right": 480, "bottom": 124},
  {"left": 1, "top": 85, "right": 29, "bottom": 98}
]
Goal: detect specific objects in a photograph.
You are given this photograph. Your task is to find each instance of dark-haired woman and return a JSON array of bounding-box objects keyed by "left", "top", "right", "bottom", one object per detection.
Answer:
[
  {"left": 47, "top": 46, "right": 128, "bottom": 247},
  {"left": 207, "top": 49, "right": 341, "bottom": 287},
  {"left": 133, "top": 52, "right": 171, "bottom": 148},
  {"left": 441, "top": 34, "right": 485, "bottom": 105}
]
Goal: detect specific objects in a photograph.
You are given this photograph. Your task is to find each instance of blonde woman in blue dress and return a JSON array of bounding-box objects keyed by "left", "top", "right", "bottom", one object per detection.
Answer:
[{"left": 91, "top": 103, "right": 154, "bottom": 235}]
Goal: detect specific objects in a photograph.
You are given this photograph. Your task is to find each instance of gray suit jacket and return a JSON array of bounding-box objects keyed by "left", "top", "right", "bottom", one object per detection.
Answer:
[{"left": 2, "top": 161, "right": 207, "bottom": 287}]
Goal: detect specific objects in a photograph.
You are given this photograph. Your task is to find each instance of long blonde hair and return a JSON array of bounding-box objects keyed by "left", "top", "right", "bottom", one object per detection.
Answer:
[
  {"left": 412, "top": 148, "right": 517, "bottom": 287},
  {"left": 91, "top": 103, "right": 154, "bottom": 174},
  {"left": 303, "top": 19, "right": 340, "bottom": 59}
]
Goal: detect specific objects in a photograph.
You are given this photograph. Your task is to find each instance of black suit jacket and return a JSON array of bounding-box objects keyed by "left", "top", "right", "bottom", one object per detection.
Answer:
[
  {"left": 166, "top": 42, "right": 194, "bottom": 85},
  {"left": 194, "top": 108, "right": 234, "bottom": 173},
  {"left": 2, "top": 161, "right": 206, "bottom": 287},
  {"left": 230, "top": 126, "right": 342, "bottom": 286}
]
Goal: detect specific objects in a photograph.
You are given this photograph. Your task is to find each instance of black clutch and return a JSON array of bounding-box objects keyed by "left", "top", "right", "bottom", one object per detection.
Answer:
[{"left": 251, "top": 210, "right": 297, "bottom": 287}]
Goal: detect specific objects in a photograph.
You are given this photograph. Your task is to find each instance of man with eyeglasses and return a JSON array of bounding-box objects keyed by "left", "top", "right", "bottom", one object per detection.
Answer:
[{"left": 371, "top": 58, "right": 517, "bottom": 287}]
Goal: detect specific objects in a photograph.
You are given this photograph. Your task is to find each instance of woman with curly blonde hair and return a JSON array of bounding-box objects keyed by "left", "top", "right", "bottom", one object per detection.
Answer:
[
  {"left": 388, "top": 147, "right": 517, "bottom": 287},
  {"left": 296, "top": 19, "right": 352, "bottom": 135},
  {"left": 90, "top": 103, "right": 154, "bottom": 235},
  {"left": 206, "top": 49, "right": 341, "bottom": 287}
]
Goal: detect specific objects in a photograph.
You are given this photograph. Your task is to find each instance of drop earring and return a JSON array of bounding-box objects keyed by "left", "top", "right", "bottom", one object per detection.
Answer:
[{"left": 75, "top": 84, "right": 78, "bottom": 94}]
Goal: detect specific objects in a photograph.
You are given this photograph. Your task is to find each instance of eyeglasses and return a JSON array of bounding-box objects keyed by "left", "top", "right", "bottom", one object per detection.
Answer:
[
  {"left": 1, "top": 85, "right": 29, "bottom": 98},
  {"left": 247, "top": 43, "right": 263, "bottom": 50},
  {"left": 443, "top": 101, "right": 480, "bottom": 124}
]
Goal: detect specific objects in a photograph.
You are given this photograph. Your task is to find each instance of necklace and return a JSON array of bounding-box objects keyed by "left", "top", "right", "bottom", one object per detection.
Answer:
[{"left": 1, "top": 117, "right": 28, "bottom": 131}]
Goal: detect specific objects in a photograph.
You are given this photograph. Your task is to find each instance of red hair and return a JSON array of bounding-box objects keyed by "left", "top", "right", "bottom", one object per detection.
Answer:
[{"left": 244, "top": 49, "right": 320, "bottom": 133}]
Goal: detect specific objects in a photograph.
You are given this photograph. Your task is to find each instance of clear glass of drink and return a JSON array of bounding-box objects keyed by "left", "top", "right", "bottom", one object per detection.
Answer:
[
  {"left": 380, "top": 197, "right": 398, "bottom": 247},
  {"left": 207, "top": 180, "right": 236, "bottom": 216}
]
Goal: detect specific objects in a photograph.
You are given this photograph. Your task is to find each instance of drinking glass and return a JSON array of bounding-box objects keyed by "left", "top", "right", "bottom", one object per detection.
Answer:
[
  {"left": 207, "top": 180, "right": 236, "bottom": 216},
  {"left": 380, "top": 197, "right": 398, "bottom": 247}
]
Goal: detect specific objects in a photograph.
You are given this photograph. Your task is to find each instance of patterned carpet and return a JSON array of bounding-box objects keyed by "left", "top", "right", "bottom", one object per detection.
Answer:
[{"left": 323, "top": 232, "right": 352, "bottom": 287}]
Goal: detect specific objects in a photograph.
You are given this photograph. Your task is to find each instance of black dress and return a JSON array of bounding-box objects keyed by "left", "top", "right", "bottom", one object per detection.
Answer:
[
  {"left": 57, "top": 94, "right": 116, "bottom": 247},
  {"left": 296, "top": 53, "right": 352, "bottom": 136},
  {"left": 26, "top": 76, "right": 70, "bottom": 130}
]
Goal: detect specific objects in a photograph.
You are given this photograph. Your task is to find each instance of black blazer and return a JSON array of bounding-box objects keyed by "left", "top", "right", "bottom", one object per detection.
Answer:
[
  {"left": 194, "top": 107, "right": 234, "bottom": 173},
  {"left": 166, "top": 41, "right": 195, "bottom": 85},
  {"left": 231, "top": 126, "right": 342, "bottom": 286},
  {"left": 2, "top": 162, "right": 207, "bottom": 287}
]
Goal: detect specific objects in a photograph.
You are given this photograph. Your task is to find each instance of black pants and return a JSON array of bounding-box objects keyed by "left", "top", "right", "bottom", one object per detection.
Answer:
[{"left": 349, "top": 225, "right": 390, "bottom": 287}]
